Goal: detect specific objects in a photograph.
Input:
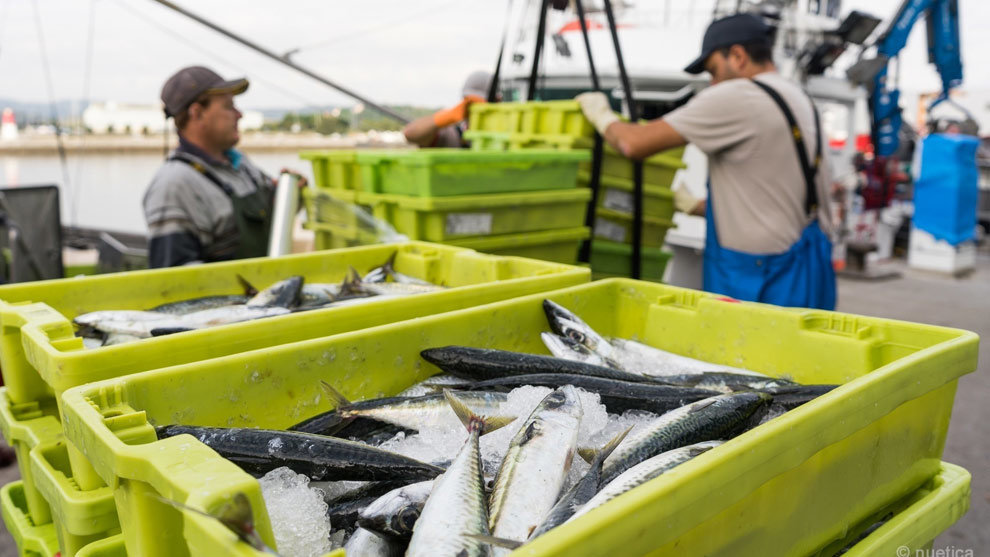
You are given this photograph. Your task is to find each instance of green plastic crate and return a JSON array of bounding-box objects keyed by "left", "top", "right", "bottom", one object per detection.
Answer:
[
  {"left": 301, "top": 188, "right": 373, "bottom": 234},
  {"left": 354, "top": 149, "right": 588, "bottom": 196},
  {"left": 583, "top": 147, "right": 687, "bottom": 188},
  {"left": 304, "top": 222, "right": 368, "bottom": 251},
  {"left": 816, "top": 462, "right": 970, "bottom": 556},
  {"left": 468, "top": 100, "right": 593, "bottom": 137},
  {"left": 463, "top": 131, "right": 588, "bottom": 151},
  {"left": 579, "top": 171, "right": 676, "bottom": 221},
  {"left": 594, "top": 207, "right": 675, "bottom": 248},
  {"left": 298, "top": 150, "right": 364, "bottom": 191},
  {"left": 449, "top": 227, "right": 590, "bottom": 265},
  {"left": 590, "top": 240, "right": 673, "bottom": 281},
  {"left": 1, "top": 481, "right": 60, "bottom": 557},
  {"left": 60, "top": 279, "right": 977, "bottom": 556},
  {"left": 31, "top": 438, "right": 120, "bottom": 556},
  {"left": 359, "top": 188, "right": 591, "bottom": 241},
  {"left": 77, "top": 534, "right": 128, "bottom": 557}
]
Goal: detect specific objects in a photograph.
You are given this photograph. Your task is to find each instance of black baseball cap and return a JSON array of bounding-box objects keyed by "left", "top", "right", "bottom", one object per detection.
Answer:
[
  {"left": 160, "top": 66, "right": 249, "bottom": 117},
  {"left": 684, "top": 13, "right": 773, "bottom": 75}
]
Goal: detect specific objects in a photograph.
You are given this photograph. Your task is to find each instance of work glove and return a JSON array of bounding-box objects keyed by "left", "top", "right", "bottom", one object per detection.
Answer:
[
  {"left": 673, "top": 184, "right": 703, "bottom": 214},
  {"left": 576, "top": 92, "right": 620, "bottom": 135},
  {"left": 433, "top": 95, "right": 485, "bottom": 128}
]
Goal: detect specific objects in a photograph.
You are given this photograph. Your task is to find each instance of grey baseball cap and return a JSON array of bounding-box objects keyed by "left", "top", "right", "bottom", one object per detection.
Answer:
[
  {"left": 160, "top": 66, "right": 249, "bottom": 117},
  {"left": 461, "top": 70, "right": 493, "bottom": 99}
]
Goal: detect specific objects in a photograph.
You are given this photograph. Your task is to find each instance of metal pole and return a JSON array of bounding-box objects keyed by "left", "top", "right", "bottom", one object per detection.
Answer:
[
  {"left": 575, "top": 0, "right": 605, "bottom": 264},
  {"left": 603, "top": 0, "right": 644, "bottom": 279},
  {"left": 150, "top": 0, "right": 410, "bottom": 124},
  {"left": 527, "top": 0, "right": 551, "bottom": 101}
]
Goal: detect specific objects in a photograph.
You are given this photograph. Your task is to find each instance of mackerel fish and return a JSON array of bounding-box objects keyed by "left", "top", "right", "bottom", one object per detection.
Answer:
[
  {"left": 488, "top": 386, "right": 582, "bottom": 552},
  {"left": 406, "top": 392, "right": 514, "bottom": 557},
  {"left": 357, "top": 480, "right": 435, "bottom": 539},
  {"left": 600, "top": 392, "right": 770, "bottom": 484}
]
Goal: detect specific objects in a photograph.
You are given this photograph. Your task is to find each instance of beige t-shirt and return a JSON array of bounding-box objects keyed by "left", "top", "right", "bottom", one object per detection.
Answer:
[{"left": 665, "top": 72, "right": 833, "bottom": 254}]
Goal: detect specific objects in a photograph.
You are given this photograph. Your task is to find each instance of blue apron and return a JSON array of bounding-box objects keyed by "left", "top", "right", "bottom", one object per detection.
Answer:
[
  {"left": 703, "top": 192, "right": 836, "bottom": 309},
  {"left": 701, "top": 79, "right": 836, "bottom": 310}
]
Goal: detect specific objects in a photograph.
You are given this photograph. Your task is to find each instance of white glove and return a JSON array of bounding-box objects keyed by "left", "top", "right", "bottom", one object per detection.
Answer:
[
  {"left": 576, "top": 92, "right": 620, "bottom": 135},
  {"left": 673, "top": 184, "right": 703, "bottom": 214}
]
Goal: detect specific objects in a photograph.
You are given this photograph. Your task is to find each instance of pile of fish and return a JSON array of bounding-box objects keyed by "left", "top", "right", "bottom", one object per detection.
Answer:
[
  {"left": 155, "top": 300, "right": 837, "bottom": 557},
  {"left": 73, "top": 253, "right": 443, "bottom": 347}
]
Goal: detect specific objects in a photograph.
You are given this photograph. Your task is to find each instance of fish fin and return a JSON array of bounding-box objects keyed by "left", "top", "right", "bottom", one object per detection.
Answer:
[
  {"left": 382, "top": 251, "right": 398, "bottom": 280},
  {"left": 598, "top": 427, "right": 633, "bottom": 462},
  {"left": 236, "top": 274, "right": 258, "bottom": 297},
  {"left": 150, "top": 327, "right": 195, "bottom": 337},
  {"left": 466, "top": 534, "right": 524, "bottom": 550},
  {"left": 319, "top": 381, "right": 352, "bottom": 410},
  {"left": 340, "top": 267, "right": 365, "bottom": 296},
  {"left": 443, "top": 390, "right": 515, "bottom": 435},
  {"left": 577, "top": 447, "right": 597, "bottom": 464}
]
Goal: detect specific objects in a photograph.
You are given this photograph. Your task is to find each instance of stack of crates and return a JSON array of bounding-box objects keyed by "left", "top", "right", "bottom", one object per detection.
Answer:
[
  {"left": 464, "top": 100, "right": 687, "bottom": 281},
  {"left": 300, "top": 143, "right": 592, "bottom": 264}
]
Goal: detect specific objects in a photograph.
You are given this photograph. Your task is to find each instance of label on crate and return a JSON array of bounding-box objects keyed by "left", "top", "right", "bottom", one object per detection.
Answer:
[
  {"left": 603, "top": 188, "right": 634, "bottom": 214},
  {"left": 594, "top": 217, "right": 627, "bottom": 243},
  {"left": 446, "top": 213, "right": 494, "bottom": 236}
]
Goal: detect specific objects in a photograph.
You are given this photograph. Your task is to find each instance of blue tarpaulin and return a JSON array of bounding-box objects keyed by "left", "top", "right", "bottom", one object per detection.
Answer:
[{"left": 913, "top": 133, "right": 979, "bottom": 246}]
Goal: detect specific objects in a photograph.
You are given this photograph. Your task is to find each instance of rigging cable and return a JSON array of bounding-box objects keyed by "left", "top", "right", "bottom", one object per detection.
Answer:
[
  {"left": 110, "top": 0, "right": 326, "bottom": 111},
  {"left": 31, "top": 0, "right": 73, "bottom": 223},
  {"left": 71, "top": 0, "right": 98, "bottom": 227}
]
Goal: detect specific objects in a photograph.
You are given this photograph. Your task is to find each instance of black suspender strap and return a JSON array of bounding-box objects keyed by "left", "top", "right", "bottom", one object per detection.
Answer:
[
  {"left": 750, "top": 79, "right": 822, "bottom": 218},
  {"left": 169, "top": 152, "right": 237, "bottom": 197}
]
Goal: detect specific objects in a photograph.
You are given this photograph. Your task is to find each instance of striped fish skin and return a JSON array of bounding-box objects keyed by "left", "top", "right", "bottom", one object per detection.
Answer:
[
  {"left": 569, "top": 441, "right": 722, "bottom": 523},
  {"left": 600, "top": 392, "right": 771, "bottom": 485},
  {"left": 542, "top": 300, "right": 621, "bottom": 367},
  {"left": 150, "top": 294, "right": 249, "bottom": 315},
  {"left": 488, "top": 386, "right": 583, "bottom": 553},
  {"left": 406, "top": 395, "right": 502, "bottom": 557}
]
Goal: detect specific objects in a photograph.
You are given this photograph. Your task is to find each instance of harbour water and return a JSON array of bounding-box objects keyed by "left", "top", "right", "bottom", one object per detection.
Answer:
[{"left": 0, "top": 151, "right": 317, "bottom": 235}]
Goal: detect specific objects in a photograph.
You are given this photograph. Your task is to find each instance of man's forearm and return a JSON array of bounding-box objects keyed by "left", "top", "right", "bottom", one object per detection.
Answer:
[
  {"left": 604, "top": 119, "right": 687, "bottom": 161},
  {"left": 402, "top": 116, "right": 439, "bottom": 148}
]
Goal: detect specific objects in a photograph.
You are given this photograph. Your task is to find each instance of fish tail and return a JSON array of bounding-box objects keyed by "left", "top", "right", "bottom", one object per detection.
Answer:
[
  {"left": 577, "top": 426, "right": 632, "bottom": 465},
  {"left": 383, "top": 251, "right": 398, "bottom": 280},
  {"left": 443, "top": 390, "right": 515, "bottom": 436}
]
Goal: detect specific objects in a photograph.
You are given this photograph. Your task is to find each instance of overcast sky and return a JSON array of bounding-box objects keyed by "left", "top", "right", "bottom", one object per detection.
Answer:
[{"left": 0, "top": 0, "right": 986, "bottom": 112}]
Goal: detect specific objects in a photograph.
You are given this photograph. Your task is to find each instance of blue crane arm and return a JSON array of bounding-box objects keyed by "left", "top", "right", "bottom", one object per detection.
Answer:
[{"left": 870, "top": 0, "right": 963, "bottom": 157}]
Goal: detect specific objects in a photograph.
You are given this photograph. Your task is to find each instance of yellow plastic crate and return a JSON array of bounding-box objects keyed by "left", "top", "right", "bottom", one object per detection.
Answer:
[
  {"left": 816, "top": 462, "right": 970, "bottom": 556},
  {"left": 59, "top": 279, "right": 976, "bottom": 556},
  {"left": 301, "top": 188, "right": 371, "bottom": 231},
  {"left": 359, "top": 189, "right": 591, "bottom": 241},
  {"left": 31, "top": 438, "right": 119, "bottom": 556},
  {"left": 583, "top": 147, "right": 686, "bottom": 188},
  {"left": 0, "top": 243, "right": 586, "bottom": 498},
  {"left": 0, "top": 388, "right": 61, "bottom": 528},
  {"left": 0, "top": 481, "right": 60, "bottom": 557},
  {"left": 77, "top": 534, "right": 128, "bottom": 557},
  {"left": 462, "top": 131, "right": 588, "bottom": 151}
]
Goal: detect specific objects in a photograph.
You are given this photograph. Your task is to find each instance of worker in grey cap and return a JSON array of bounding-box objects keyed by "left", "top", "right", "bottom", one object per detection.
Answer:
[
  {"left": 403, "top": 70, "right": 496, "bottom": 148},
  {"left": 143, "top": 65, "right": 305, "bottom": 267},
  {"left": 576, "top": 13, "right": 836, "bottom": 309}
]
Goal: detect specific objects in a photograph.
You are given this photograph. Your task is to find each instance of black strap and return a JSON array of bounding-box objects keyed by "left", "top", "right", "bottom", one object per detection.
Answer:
[
  {"left": 750, "top": 79, "right": 822, "bottom": 218},
  {"left": 169, "top": 152, "right": 236, "bottom": 197}
]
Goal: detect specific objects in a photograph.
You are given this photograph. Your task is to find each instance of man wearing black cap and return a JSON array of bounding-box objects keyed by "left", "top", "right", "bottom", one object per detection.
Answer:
[
  {"left": 144, "top": 66, "right": 304, "bottom": 267},
  {"left": 576, "top": 13, "right": 836, "bottom": 310}
]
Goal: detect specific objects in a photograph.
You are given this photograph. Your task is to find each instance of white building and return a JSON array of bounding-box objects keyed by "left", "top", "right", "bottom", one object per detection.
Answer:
[{"left": 83, "top": 102, "right": 264, "bottom": 134}]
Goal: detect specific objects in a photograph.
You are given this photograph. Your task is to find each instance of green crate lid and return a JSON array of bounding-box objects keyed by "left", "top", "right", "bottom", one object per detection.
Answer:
[
  {"left": 298, "top": 150, "right": 359, "bottom": 161},
  {"left": 356, "top": 187, "right": 591, "bottom": 210},
  {"left": 591, "top": 238, "right": 671, "bottom": 258},
  {"left": 577, "top": 171, "right": 676, "bottom": 198},
  {"left": 354, "top": 148, "right": 589, "bottom": 165},
  {"left": 596, "top": 206, "right": 676, "bottom": 227}
]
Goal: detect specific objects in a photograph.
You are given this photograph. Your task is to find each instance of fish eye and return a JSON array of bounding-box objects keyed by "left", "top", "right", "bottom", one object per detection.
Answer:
[{"left": 397, "top": 507, "right": 420, "bottom": 530}]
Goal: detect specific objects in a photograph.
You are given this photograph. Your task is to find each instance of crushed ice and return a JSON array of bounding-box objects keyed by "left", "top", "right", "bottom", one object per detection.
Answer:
[{"left": 259, "top": 467, "right": 333, "bottom": 557}]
